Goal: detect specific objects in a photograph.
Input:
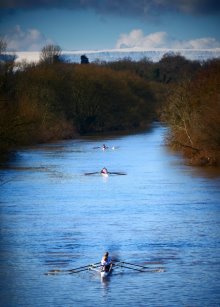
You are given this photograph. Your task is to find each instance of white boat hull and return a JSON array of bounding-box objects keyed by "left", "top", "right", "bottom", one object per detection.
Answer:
[
  {"left": 100, "top": 270, "right": 111, "bottom": 278},
  {"left": 101, "top": 173, "right": 109, "bottom": 177},
  {"left": 90, "top": 265, "right": 112, "bottom": 278},
  {"left": 100, "top": 264, "right": 113, "bottom": 278}
]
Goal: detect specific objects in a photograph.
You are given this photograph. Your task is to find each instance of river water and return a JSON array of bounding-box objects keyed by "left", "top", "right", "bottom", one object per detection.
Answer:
[{"left": 0, "top": 124, "right": 220, "bottom": 307}]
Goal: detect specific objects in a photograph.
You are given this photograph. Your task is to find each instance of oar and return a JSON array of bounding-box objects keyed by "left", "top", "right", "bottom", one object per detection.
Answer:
[
  {"left": 114, "top": 260, "right": 149, "bottom": 269},
  {"left": 69, "top": 262, "right": 100, "bottom": 274},
  {"left": 69, "top": 267, "right": 96, "bottom": 274},
  {"left": 85, "top": 171, "right": 127, "bottom": 176},
  {"left": 46, "top": 262, "right": 100, "bottom": 275},
  {"left": 114, "top": 263, "right": 144, "bottom": 272},
  {"left": 113, "top": 262, "right": 164, "bottom": 273},
  {"left": 108, "top": 172, "right": 127, "bottom": 175},
  {"left": 84, "top": 172, "right": 100, "bottom": 176}
]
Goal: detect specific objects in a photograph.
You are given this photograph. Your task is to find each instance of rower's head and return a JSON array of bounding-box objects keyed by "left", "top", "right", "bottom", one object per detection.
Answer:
[{"left": 104, "top": 252, "right": 109, "bottom": 257}]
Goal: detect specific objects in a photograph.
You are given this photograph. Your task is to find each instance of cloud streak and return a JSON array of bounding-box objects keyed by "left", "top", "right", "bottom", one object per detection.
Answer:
[
  {"left": 0, "top": 0, "right": 219, "bottom": 16},
  {"left": 5, "top": 25, "right": 54, "bottom": 51},
  {"left": 116, "top": 29, "right": 220, "bottom": 49}
]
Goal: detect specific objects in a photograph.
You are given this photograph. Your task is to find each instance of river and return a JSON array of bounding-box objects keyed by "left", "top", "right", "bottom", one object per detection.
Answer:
[{"left": 0, "top": 124, "right": 220, "bottom": 307}]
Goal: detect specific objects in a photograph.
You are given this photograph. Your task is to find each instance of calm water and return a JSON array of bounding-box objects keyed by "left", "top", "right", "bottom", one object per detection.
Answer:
[{"left": 0, "top": 124, "right": 220, "bottom": 307}]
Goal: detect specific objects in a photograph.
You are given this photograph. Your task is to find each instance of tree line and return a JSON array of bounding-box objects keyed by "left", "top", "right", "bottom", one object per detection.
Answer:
[{"left": 0, "top": 42, "right": 219, "bottom": 166}]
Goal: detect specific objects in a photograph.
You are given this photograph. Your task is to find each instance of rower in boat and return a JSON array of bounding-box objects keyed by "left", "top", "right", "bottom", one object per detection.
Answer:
[
  {"left": 100, "top": 167, "right": 108, "bottom": 177},
  {"left": 100, "top": 252, "right": 112, "bottom": 278},
  {"left": 102, "top": 144, "right": 108, "bottom": 150}
]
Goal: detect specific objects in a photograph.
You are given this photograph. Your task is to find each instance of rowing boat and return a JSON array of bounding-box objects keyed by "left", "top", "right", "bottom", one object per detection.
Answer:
[
  {"left": 45, "top": 260, "right": 165, "bottom": 277},
  {"left": 101, "top": 172, "right": 109, "bottom": 177},
  {"left": 89, "top": 264, "right": 113, "bottom": 278},
  {"left": 100, "top": 264, "right": 113, "bottom": 278}
]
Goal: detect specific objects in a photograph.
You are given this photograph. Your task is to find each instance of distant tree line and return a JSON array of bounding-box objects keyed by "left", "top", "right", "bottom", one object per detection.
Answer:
[{"left": 0, "top": 40, "right": 220, "bottom": 166}]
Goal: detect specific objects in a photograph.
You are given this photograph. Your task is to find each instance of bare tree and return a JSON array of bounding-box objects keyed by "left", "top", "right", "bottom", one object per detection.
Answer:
[{"left": 40, "top": 44, "right": 62, "bottom": 64}]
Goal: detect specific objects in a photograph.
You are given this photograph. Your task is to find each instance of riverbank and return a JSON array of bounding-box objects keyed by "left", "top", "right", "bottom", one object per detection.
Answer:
[
  {"left": 1, "top": 55, "right": 219, "bottom": 167},
  {"left": 160, "top": 59, "right": 220, "bottom": 167}
]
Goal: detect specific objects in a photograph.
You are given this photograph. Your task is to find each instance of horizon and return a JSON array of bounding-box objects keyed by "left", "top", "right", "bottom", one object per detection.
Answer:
[
  {"left": 14, "top": 47, "right": 220, "bottom": 53},
  {"left": 9, "top": 48, "right": 220, "bottom": 64}
]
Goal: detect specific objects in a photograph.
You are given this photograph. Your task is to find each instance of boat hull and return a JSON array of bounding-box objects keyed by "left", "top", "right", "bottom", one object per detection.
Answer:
[
  {"left": 100, "top": 270, "right": 111, "bottom": 278},
  {"left": 101, "top": 173, "right": 109, "bottom": 177},
  {"left": 89, "top": 264, "right": 112, "bottom": 278},
  {"left": 100, "top": 265, "right": 112, "bottom": 278}
]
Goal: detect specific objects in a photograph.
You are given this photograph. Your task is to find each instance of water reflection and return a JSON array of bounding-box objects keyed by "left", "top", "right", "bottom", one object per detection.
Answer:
[{"left": 100, "top": 276, "right": 111, "bottom": 295}]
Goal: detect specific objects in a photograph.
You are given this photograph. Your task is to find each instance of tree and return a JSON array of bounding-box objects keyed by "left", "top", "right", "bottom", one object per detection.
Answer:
[
  {"left": 81, "top": 54, "right": 89, "bottom": 64},
  {"left": 40, "top": 44, "right": 62, "bottom": 64},
  {"left": 161, "top": 80, "right": 196, "bottom": 148},
  {"left": 161, "top": 58, "right": 220, "bottom": 166}
]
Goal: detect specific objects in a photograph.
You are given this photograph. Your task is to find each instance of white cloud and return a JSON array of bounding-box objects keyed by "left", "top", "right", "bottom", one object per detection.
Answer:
[
  {"left": 116, "top": 29, "right": 220, "bottom": 49},
  {"left": 5, "top": 25, "right": 54, "bottom": 51},
  {"left": 185, "top": 38, "right": 220, "bottom": 49},
  {"left": 116, "top": 29, "right": 168, "bottom": 49}
]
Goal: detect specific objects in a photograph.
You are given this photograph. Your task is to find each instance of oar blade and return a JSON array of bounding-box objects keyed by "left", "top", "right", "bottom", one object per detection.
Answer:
[{"left": 45, "top": 269, "right": 63, "bottom": 275}]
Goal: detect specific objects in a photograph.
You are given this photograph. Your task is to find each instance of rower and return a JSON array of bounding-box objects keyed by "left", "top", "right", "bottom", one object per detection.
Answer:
[
  {"left": 101, "top": 167, "right": 108, "bottom": 175},
  {"left": 102, "top": 144, "right": 108, "bottom": 150},
  {"left": 101, "top": 252, "right": 112, "bottom": 272}
]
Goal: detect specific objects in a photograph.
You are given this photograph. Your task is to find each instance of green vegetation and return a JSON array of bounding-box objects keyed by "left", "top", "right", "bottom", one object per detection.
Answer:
[{"left": 0, "top": 41, "right": 219, "bottom": 166}]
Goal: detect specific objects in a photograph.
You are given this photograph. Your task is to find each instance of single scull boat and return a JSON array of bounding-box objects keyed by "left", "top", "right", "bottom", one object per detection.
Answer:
[
  {"left": 89, "top": 264, "right": 113, "bottom": 278},
  {"left": 101, "top": 172, "right": 109, "bottom": 178},
  {"left": 100, "top": 264, "right": 113, "bottom": 278}
]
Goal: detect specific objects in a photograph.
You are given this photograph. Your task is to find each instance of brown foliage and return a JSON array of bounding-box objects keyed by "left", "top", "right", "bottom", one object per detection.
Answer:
[
  {"left": 70, "top": 64, "right": 155, "bottom": 133},
  {"left": 161, "top": 58, "right": 220, "bottom": 166}
]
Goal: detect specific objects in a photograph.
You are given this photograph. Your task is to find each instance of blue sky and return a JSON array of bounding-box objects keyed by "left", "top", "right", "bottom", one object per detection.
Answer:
[{"left": 0, "top": 0, "right": 220, "bottom": 51}]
